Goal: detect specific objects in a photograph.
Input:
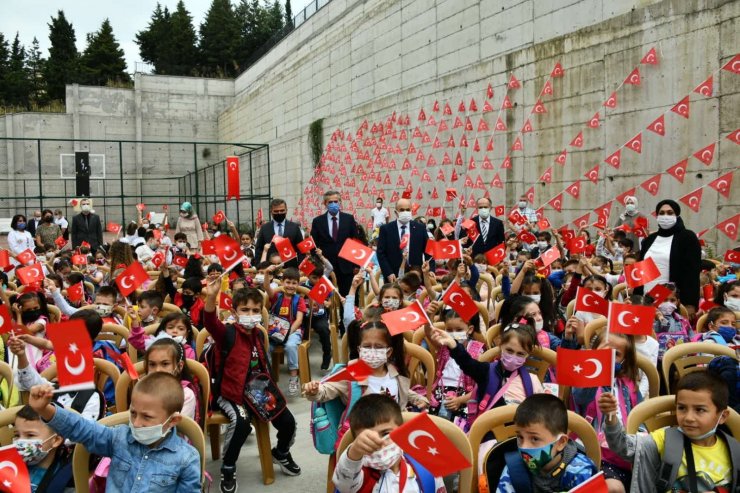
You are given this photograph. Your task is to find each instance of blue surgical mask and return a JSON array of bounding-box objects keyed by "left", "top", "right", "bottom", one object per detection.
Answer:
[
  {"left": 717, "top": 326, "right": 736, "bottom": 343},
  {"left": 614, "top": 361, "right": 623, "bottom": 374},
  {"left": 327, "top": 202, "right": 340, "bottom": 215},
  {"left": 678, "top": 415, "right": 723, "bottom": 441}
]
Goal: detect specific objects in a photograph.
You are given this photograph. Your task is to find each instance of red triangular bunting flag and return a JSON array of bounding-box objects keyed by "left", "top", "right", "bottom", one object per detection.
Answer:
[{"left": 678, "top": 188, "right": 704, "bottom": 213}]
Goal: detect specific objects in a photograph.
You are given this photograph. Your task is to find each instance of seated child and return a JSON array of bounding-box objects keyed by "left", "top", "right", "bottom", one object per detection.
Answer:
[
  {"left": 48, "top": 282, "right": 124, "bottom": 325},
  {"left": 697, "top": 306, "right": 737, "bottom": 346},
  {"left": 333, "top": 394, "right": 446, "bottom": 493},
  {"left": 143, "top": 338, "right": 199, "bottom": 422},
  {"left": 651, "top": 283, "right": 692, "bottom": 358},
  {"left": 129, "top": 311, "right": 197, "bottom": 359},
  {"left": 28, "top": 373, "right": 201, "bottom": 491},
  {"left": 137, "top": 290, "right": 164, "bottom": 325},
  {"left": 601, "top": 370, "right": 739, "bottom": 492},
  {"left": 495, "top": 394, "right": 598, "bottom": 493},
  {"left": 173, "top": 277, "right": 206, "bottom": 328},
  {"left": 302, "top": 263, "right": 334, "bottom": 371},
  {"left": 13, "top": 405, "right": 71, "bottom": 492}
]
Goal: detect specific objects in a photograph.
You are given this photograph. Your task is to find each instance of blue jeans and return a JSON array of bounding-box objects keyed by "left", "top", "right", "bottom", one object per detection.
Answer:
[{"left": 271, "top": 331, "right": 303, "bottom": 371}]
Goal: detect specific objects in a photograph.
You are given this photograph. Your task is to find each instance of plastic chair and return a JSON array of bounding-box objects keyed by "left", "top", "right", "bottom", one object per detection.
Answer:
[
  {"left": 404, "top": 341, "right": 435, "bottom": 398},
  {"left": 565, "top": 299, "right": 576, "bottom": 319},
  {"left": 159, "top": 302, "right": 182, "bottom": 318},
  {"left": 661, "top": 342, "right": 737, "bottom": 393},
  {"left": 0, "top": 361, "right": 19, "bottom": 408},
  {"left": 478, "top": 346, "right": 557, "bottom": 384},
  {"left": 626, "top": 394, "right": 740, "bottom": 437},
  {"left": 696, "top": 311, "right": 740, "bottom": 333},
  {"left": 332, "top": 411, "right": 473, "bottom": 493},
  {"left": 41, "top": 358, "right": 120, "bottom": 411},
  {"left": 0, "top": 406, "right": 23, "bottom": 446},
  {"left": 71, "top": 411, "right": 206, "bottom": 493},
  {"left": 485, "top": 323, "right": 501, "bottom": 348},
  {"left": 582, "top": 318, "right": 608, "bottom": 348},
  {"left": 477, "top": 274, "right": 494, "bottom": 308},
  {"left": 492, "top": 299, "right": 504, "bottom": 324},
  {"left": 98, "top": 323, "right": 129, "bottom": 347},
  {"left": 468, "top": 404, "right": 601, "bottom": 490}
]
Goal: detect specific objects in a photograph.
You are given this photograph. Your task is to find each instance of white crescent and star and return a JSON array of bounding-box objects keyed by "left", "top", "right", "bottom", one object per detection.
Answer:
[
  {"left": 629, "top": 268, "right": 642, "bottom": 283},
  {"left": 582, "top": 294, "right": 594, "bottom": 307},
  {"left": 352, "top": 249, "right": 367, "bottom": 260},
  {"left": 689, "top": 197, "right": 699, "bottom": 209},
  {"left": 449, "top": 292, "right": 464, "bottom": 306},
  {"left": 442, "top": 245, "right": 457, "bottom": 255},
  {"left": 64, "top": 343, "right": 87, "bottom": 376},
  {"left": 715, "top": 180, "right": 728, "bottom": 193},
  {"left": 584, "top": 358, "right": 604, "bottom": 378},
  {"left": 0, "top": 461, "right": 18, "bottom": 479},
  {"left": 616, "top": 311, "right": 632, "bottom": 328},
  {"left": 401, "top": 312, "right": 421, "bottom": 323},
  {"left": 120, "top": 275, "right": 134, "bottom": 290},
  {"left": 224, "top": 249, "right": 238, "bottom": 262},
  {"left": 408, "top": 430, "right": 435, "bottom": 449},
  {"left": 677, "top": 104, "right": 688, "bottom": 115},
  {"left": 701, "top": 150, "right": 712, "bottom": 162}
]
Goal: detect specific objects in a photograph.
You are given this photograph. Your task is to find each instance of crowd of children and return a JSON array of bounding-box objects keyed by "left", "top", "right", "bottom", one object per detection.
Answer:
[{"left": 0, "top": 199, "right": 737, "bottom": 493}]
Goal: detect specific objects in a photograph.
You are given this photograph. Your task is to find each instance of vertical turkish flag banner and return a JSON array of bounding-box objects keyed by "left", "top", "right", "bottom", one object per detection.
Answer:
[
  {"left": 47, "top": 319, "right": 95, "bottom": 391},
  {"left": 484, "top": 243, "right": 507, "bottom": 266},
  {"left": 115, "top": 261, "right": 149, "bottom": 296},
  {"left": 274, "top": 236, "right": 297, "bottom": 262},
  {"left": 390, "top": 413, "right": 471, "bottom": 477},
  {"left": 624, "top": 257, "right": 660, "bottom": 288},
  {"left": 338, "top": 238, "right": 374, "bottom": 268},
  {"left": 381, "top": 300, "right": 430, "bottom": 336},
  {"left": 567, "top": 471, "right": 608, "bottom": 492},
  {"left": 556, "top": 348, "right": 614, "bottom": 388},
  {"left": 226, "top": 156, "right": 240, "bottom": 200},
  {"left": 608, "top": 302, "right": 656, "bottom": 336},
  {"left": 67, "top": 282, "right": 85, "bottom": 303},
  {"left": 575, "top": 287, "right": 609, "bottom": 316},
  {"left": 0, "top": 445, "right": 31, "bottom": 493},
  {"left": 308, "top": 276, "right": 335, "bottom": 304},
  {"left": 442, "top": 282, "right": 478, "bottom": 322},
  {"left": 16, "top": 263, "right": 45, "bottom": 286}
]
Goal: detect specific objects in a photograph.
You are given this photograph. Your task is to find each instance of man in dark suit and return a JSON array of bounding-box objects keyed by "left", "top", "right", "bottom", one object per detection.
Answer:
[
  {"left": 26, "top": 210, "right": 42, "bottom": 237},
  {"left": 376, "top": 198, "right": 429, "bottom": 282},
  {"left": 457, "top": 197, "right": 505, "bottom": 256},
  {"left": 310, "top": 190, "right": 360, "bottom": 296},
  {"left": 254, "top": 198, "right": 304, "bottom": 268},
  {"left": 71, "top": 198, "right": 103, "bottom": 253}
]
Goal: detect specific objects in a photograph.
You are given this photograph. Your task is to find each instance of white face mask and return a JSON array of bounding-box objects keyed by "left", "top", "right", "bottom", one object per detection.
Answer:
[
  {"left": 142, "top": 314, "right": 155, "bottom": 323},
  {"left": 478, "top": 207, "right": 491, "bottom": 219},
  {"left": 658, "top": 302, "right": 677, "bottom": 316},
  {"left": 657, "top": 215, "right": 677, "bottom": 229},
  {"left": 129, "top": 415, "right": 174, "bottom": 445},
  {"left": 169, "top": 335, "right": 185, "bottom": 345},
  {"left": 450, "top": 331, "right": 469, "bottom": 343},
  {"left": 176, "top": 242, "right": 186, "bottom": 249},
  {"left": 238, "top": 314, "right": 262, "bottom": 328},
  {"left": 592, "top": 290, "right": 606, "bottom": 298},
  {"left": 537, "top": 241, "right": 548, "bottom": 250},
  {"left": 426, "top": 223, "right": 434, "bottom": 231},
  {"left": 81, "top": 204, "right": 91, "bottom": 212},
  {"left": 534, "top": 319, "right": 544, "bottom": 331},
  {"left": 724, "top": 298, "right": 740, "bottom": 312},
  {"left": 398, "top": 211, "right": 412, "bottom": 224},
  {"left": 376, "top": 202, "right": 382, "bottom": 208},
  {"left": 362, "top": 441, "right": 403, "bottom": 471},
  {"left": 95, "top": 304, "right": 112, "bottom": 317},
  {"left": 359, "top": 347, "right": 389, "bottom": 369},
  {"left": 529, "top": 294, "right": 541, "bottom": 304},
  {"left": 254, "top": 274, "right": 265, "bottom": 284},
  {"left": 381, "top": 298, "right": 400, "bottom": 310},
  {"left": 518, "top": 201, "right": 527, "bottom": 209}
]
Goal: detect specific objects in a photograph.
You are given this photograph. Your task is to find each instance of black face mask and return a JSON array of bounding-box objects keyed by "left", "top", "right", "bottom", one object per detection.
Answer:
[
  {"left": 44, "top": 216, "right": 53, "bottom": 223},
  {"left": 181, "top": 294, "right": 195, "bottom": 308},
  {"left": 21, "top": 309, "right": 42, "bottom": 324},
  {"left": 272, "top": 213, "right": 286, "bottom": 223}
]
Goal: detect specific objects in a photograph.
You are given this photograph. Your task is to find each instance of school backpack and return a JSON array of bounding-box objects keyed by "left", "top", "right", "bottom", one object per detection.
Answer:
[
  {"left": 311, "top": 363, "right": 363, "bottom": 455},
  {"left": 268, "top": 292, "right": 301, "bottom": 344},
  {"left": 346, "top": 454, "right": 436, "bottom": 493}
]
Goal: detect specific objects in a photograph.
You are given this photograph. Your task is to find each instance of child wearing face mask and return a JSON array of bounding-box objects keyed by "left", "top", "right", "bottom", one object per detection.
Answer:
[
  {"left": 572, "top": 331, "right": 642, "bottom": 492},
  {"left": 172, "top": 277, "right": 205, "bottom": 328},
  {"left": 344, "top": 282, "right": 403, "bottom": 329},
  {"left": 332, "top": 394, "right": 446, "bottom": 493},
  {"left": 572, "top": 274, "right": 611, "bottom": 327},
  {"left": 13, "top": 405, "right": 71, "bottom": 492},
  {"left": 489, "top": 394, "right": 598, "bottom": 493},
  {"left": 28, "top": 373, "right": 201, "bottom": 491},
  {"left": 135, "top": 291, "right": 164, "bottom": 326},
  {"left": 650, "top": 283, "right": 692, "bottom": 360},
  {"left": 696, "top": 306, "right": 738, "bottom": 347},
  {"left": 144, "top": 338, "right": 199, "bottom": 421},
  {"left": 128, "top": 311, "right": 197, "bottom": 360}
]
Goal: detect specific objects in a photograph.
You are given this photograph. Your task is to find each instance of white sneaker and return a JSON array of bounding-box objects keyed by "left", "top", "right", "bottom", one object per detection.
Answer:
[{"left": 288, "top": 376, "right": 300, "bottom": 396}]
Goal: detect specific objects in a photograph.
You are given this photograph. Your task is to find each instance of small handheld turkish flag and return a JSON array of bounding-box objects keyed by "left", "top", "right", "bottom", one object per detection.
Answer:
[
  {"left": 390, "top": 413, "right": 471, "bottom": 477},
  {"left": 440, "top": 223, "right": 454, "bottom": 237},
  {"left": 47, "top": 319, "right": 95, "bottom": 391},
  {"left": 0, "top": 304, "right": 15, "bottom": 335},
  {"left": 323, "top": 360, "right": 373, "bottom": 383},
  {"left": 575, "top": 287, "right": 609, "bottom": 317},
  {"left": 71, "top": 254, "right": 87, "bottom": 266},
  {"left": 16, "top": 263, "right": 45, "bottom": 286},
  {"left": 429, "top": 239, "right": 462, "bottom": 260},
  {"left": 442, "top": 282, "right": 478, "bottom": 322},
  {"left": 567, "top": 471, "right": 608, "bottom": 492},
  {"left": 725, "top": 250, "right": 740, "bottom": 264},
  {"left": 274, "top": 237, "right": 297, "bottom": 262},
  {"left": 212, "top": 210, "right": 226, "bottom": 225},
  {"left": 484, "top": 243, "right": 506, "bottom": 266},
  {"left": 647, "top": 284, "right": 672, "bottom": 306},
  {"left": 567, "top": 236, "right": 587, "bottom": 254},
  {"left": 381, "top": 300, "right": 430, "bottom": 336},
  {"left": 136, "top": 203, "right": 146, "bottom": 212},
  {"left": 67, "top": 282, "right": 85, "bottom": 303},
  {"left": 219, "top": 293, "right": 233, "bottom": 311},
  {"left": 16, "top": 249, "right": 35, "bottom": 265},
  {"left": 115, "top": 262, "right": 149, "bottom": 297},
  {"left": 624, "top": 258, "right": 660, "bottom": 288},
  {"left": 556, "top": 348, "right": 613, "bottom": 388},
  {"left": 308, "top": 276, "right": 335, "bottom": 305},
  {"left": 213, "top": 234, "right": 246, "bottom": 270},
  {"left": 172, "top": 255, "right": 188, "bottom": 268},
  {"left": 517, "top": 230, "right": 537, "bottom": 244},
  {"left": 297, "top": 237, "right": 316, "bottom": 254},
  {"left": 107, "top": 222, "right": 122, "bottom": 234},
  {"left": 151, "top": 251, "right": 165, "bottom": 268},
  {"left": 0, "top": 250, "right": 9, "bottom": 269},
  {"left": 537, "top": 246, "right": 560, "bottom": 268},
  {"left": 0, "top": 445, "right": 31, "bottom": 493},
  {"left": 201, "top": 239, "right": 216, "bottom": 255},
  {"left": 338, "top": 238, "right": 374, "bottom": 268},
  {"left": 298, "top": 257, "right": 316, "bottom": 276},
  {"left": 55, "top": 236, "right": 67, "bottom": 249},
  {"left": 608, "top": 302, "right": 655, "bottom": 336}
]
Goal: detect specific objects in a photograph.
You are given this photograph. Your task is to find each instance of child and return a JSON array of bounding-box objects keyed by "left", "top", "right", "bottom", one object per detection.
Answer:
[
  {"left": 203, "top": 285, "right": 300, "bottom": 490},
  {"left": 172, "top": 277, "right": 206, "bottom": 328},
  {"left": 263, "top": 266, "right": 307, "bottom": 396},
  {"left": 494, "top": 394, "right": 598, "bottom": 492},
  {"left": 572, "top": 331, "right": 642, "bottom": 492},
  {"left": 344, "top": 281, "right": 403, "bottom": 329},
  {"left": 332, "top": 394, "right": 446, "bottom": 493},
  {"left": 651, "top": 283, "right": 692, "bottom": 356},
  {"left": 47, "top": 282, "right": 123, "bottom": 325},
  {"left": 14, "top": 292, "right": 50, "bottom": 336},
  {"left": 629, "top": 295, "right": 660, "bottom": 399},
  {"left": 137, "top": 290, "right": 164, "bottom": 325},
  {"left": 13, "top": 405, "right": 71, "bottom": 492},
  {"left": 697, "top": 306, "right": 737, "bottom": 346},
  {"left": 302, "top": 263, "right": 334, "bottom": 371},
  {"left": 600, "top": 370, "right": 739, "bottom": 492},
  {"left": 28, "top": 373, "right": 201, "bottom": 491},
  {"left": 129, "top": 311, "right": 197, "bottom": 359},
  {"left": 144, "top": 338, "right": 198, "bottom": 421}
]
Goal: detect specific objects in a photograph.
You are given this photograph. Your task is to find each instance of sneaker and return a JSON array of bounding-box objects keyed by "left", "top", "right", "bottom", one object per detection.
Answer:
[
  {"left": 321, "top": 354, "right": 332, "bottom": 371},
  {"left": 272, "top": 447, "right": 301, "bottom": 476},
  {"left": 220, "top": 468, "right": 238, "bottom": 493},
  {"left": 288, "top": 376, "right": 300, "bottom": 396}
]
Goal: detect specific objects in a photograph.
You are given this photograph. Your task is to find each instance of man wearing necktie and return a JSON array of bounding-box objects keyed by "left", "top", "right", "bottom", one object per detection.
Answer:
[
  {"left": 456, "top": 197, "right": 505, "bottom": 256},
  {"left": 310, "top": 191, "right": 360, "bottom": 296},
  {"left": 254, "top": 198, "right": 304, "bottom": 268},
  {"left": 376, "top": 198, "right": 430, "bottom": 282}
]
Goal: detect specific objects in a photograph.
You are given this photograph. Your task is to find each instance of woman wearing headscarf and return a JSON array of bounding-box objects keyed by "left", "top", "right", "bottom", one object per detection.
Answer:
[
  {"left": 614, "top": 195, "right": 647, "bottom": 247},
  {"left": 174, "top": 201, "right": 204, "bottom": 249},
  {"left": 638, "top": 199, "right": 701, "bottom": 318}
]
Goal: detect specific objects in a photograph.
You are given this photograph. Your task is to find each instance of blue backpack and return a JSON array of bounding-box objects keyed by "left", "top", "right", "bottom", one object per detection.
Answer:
[{"left": 311, "top": 363, "right": 363, "bottom": 455}]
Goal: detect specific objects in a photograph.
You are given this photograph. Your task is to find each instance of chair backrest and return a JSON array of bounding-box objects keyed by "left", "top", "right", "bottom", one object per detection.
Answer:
[
  {"left": 661, "top": 342, "right": 738, "bottom": 393},
  {"left": 41, "top": 358, "right": 120, "bottom": 399},
  {"left": 583, "top": 318, "right": 608, "bottom": 348},
  {"left": 47, "top": 304, "right": 61, "bottom": 323},
  {"left": 492, "top": 300, "right": 504, "bottom": 324},
  {"left": 340, "top": 332, "right": 349, "bottom": 364},
  {"left": 636, "top": 353, "right": 660, "bottom": 399},
  {"left": 0, "top": 361, "right": 17, "bottom": 408},
  {"left": 403, "top": 341, "right": 435, "bottom": 398},
  {"left": 696, "top": 313, "right": 709, "bottom": 333},
  {"left": 626, "top": 394, "right": 740, "bottom": 437},
  {"left": 159, "top": 302, "right": 181, "bottom": 318},
  {"left": 72, "top": 411, "right": 206, "bottom": 493},
  {"left": 335, "top": 412, "right": 473, "bottom": 493},
  {"left": 0, "top": 406, "right": 23, "bottom": 446},
  {"left": 478, "top": 346, "right": 557, "bottom": 384},
  {"left": 485, "top": 323, "right": 501, "bottom": 348},
  {"left": 468, "top": 404, "right": 601, "bottom": 489},
  {"left": 98, "top": 323, "right": 130, "bottom": 347},
  {"left": 565, "top": 299, "right": 575, "bottom": 319}
]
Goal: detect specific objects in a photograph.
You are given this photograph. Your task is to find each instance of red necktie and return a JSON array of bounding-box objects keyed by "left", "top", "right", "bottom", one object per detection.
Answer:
[{"left": 331, "top": 216, "right": 338, "bottom": 241}]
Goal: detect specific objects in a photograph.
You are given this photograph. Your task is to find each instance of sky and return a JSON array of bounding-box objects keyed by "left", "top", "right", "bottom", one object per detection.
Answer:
[{"left": 0, "top": 0, "right": 313, "bottom": 73}]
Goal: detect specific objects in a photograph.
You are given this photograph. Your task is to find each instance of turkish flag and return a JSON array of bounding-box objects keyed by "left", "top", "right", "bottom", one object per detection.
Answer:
[
  {"left": 226, "top": 156, "right": 240, "bottom": 200},
  {"left": 537, "top": 217, "right": 551, "bottom": 230},
  {"left": 16, "top": 249, "right": 35, "bottom": 265},
  {"left": 440, "top": 223, "right": 454, "bottom": 237},
  {"left": 608, "top": 302, "right": 655, "bottom": 336},
  {"left": 118, "top": 353, "right": 140, "bottom": 380},
  {"left": 71, "top": 254, "right": 87, "bottom": 266},
  {"left": 151, "top": 251, "right": 165, "bottom": 269},
  {"left": 484, "top": 243, "right": 506, "bottom": 266},
  {"left": 537, "top": 246, "right": 561, "bottom": 269},
  {"left": 707, "top": 172, "right": 733, "bottom": 198},
  {"left": 445, "top": 188, "right": 457, "bottom": 202},
  {"left": 212, "top": 210, "right": 226, "bottom": 224},
  {"left": 136, "top": 203, "right": 146, "bottom": 212},
  {"left": 0, "top": 304, "right": 15, "bottom": 335},
  {"left": 466, "top": 223, "right": 480, "bottom": 244},
  {"left": 339, "top": 238, "right": 373, "bottom": 268},
  {"left": 16, "top": 263, "right": 44, "bottom": 286},
  {"left": 390, "top": 412, "right": 471, "bottom": 477},
  {"left": 567, "top": 471, "right": 608, "bottom": 493},
  {"left": 428, "top": 239, "right": 462, "bottom": 260},
  {"left": 115, "top": 262, "right": 149, "bottom": 296},
  {"left": 679, "top": 188, "right": 703, "bottom": 213},
  {"left": 298, "top": 257, "right": 316, "bottom": 276},
  {"left": 567, "top": 236, "right": 587, "bottom": 254},
  {"left": 172, "top": 255, "right": 188, "bottom": 268},
  {"left": 725, "top": 250, "right": 740, "bottom": 264},
  {"left": 624, "top": 257, "right": 660, "bottom": 288},
  {"left": 308, "top": 276, "right": 335, "bottom": 304},
  {"left": 717, "top": 214, "right": 739, "bottom": 241},
  {"left": 647, "top": 284, "right": 673, "bottom": 306},
  {"left": 213, "top": 234, "right": 246, "bottom": 270},
  {"left": 556, "top": 348, "right": 613, "bottom": 388},
  {"left": 54, "top": 236, "right": 67, "bottom": 249},
  {"left": 201, "top": 239, "right": 216, "bottom": 255},
  {"left": 494, "top": 205, "right": 505, "bottom": 216},
  {"left": 0, "top": 250, "right": 9, "bottom": 269},
  {"left": 274, "top": 236, "right": 297, "bottom": 262},
  {"left": 442, "top": 282, "right": 478, "bottom": 322},
  {"left": 640, "top": 174, "right": 662, "bottom": 196},
  {"left": 0, "top": 445, "right": 31, "bottom": 493},
  {"left": 575, "top": 287, "right": 609, "bottom": 316},
  {"left": 517, "top": 230, "right": 537, "bottom": 244},
  {"left": 323, "top": 360, "right": 373, "bottom": 383},
  {"left": 219, "top": 293, "right": 233, "bottom": 311},
  {"left": 106, "top": 222, "right": 122, "bottom": 234},
  {"left": 297, "top": 237, "right": 316, "bottom": 254},
  {"left": 67, "top": 282, "right": 85, "bottom": 303},
  {"left": 381, "top": 301, "right": 429, "bottom": 336},
  {"left": 46, "top": 319, "right": 95, "bottom": 391},
  {"left": 509, "top": 210, "right": 526, "bottom": 226}
]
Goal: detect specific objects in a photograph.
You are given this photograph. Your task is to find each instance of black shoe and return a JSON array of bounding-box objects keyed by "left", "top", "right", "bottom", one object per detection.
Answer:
[
  {"left": 321, "top": 354, "right": 332, "bottom": 371},
  {"left": 220, "top": 468, "right": 238, "bottom": 493},
  {"left": 272, "top": 447, "right": 301, "bottom": 476}
]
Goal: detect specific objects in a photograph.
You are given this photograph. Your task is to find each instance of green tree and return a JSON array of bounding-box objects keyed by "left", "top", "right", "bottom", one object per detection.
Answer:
[
  {"left": 79, "top": 19, "right": 130, "bottom": 86},
  {"left": 285, "top": 0, "right": 293, "bottom": 29},
  {"left": 168, "top": 1, "right": 199, "bottom": 75},
  {"left": 135, "top": 3, "right": 171, "bottom": 70},
  {"left": 4, "top": 33, "right": 30, "bottom": 107},
  {"left": 199, "top": 0, "right": 241, "bottom": 77},
  {"left": 0, "top": 33, "right": 10, "bottom": 104},
  {"left": 267, "top": 0, "right": 285, "bottom": 33},
  {"left": 27, "top": 37, "right": 48, "bottom": 105},
  {"left": 44, "top": 10, "right": 79, "bottom": 101}
]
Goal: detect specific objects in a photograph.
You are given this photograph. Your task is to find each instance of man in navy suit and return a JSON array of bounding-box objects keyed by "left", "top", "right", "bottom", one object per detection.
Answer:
[
  {"left": 376, "top": 198, "right": 430, "bottom": 282},
  {"left": 456, "top": 197, "right": 505, "bottom": 256},
  {"left": 310, "top": 190, "right": 361, "bottom": 296},
  {"left": 254, "top": 198, "right": 304, "bottom": 268}
]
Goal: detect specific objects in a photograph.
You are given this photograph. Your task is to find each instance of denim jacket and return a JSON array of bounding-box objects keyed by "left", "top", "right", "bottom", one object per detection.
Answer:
[{"left": 45, "top": 405, "right": 201, "bottom": 492}]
